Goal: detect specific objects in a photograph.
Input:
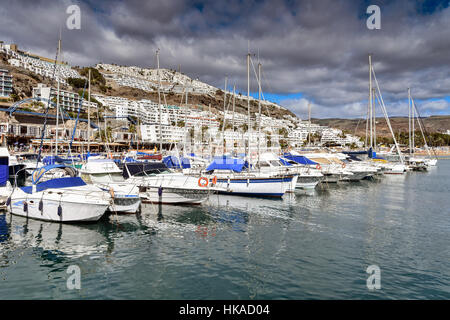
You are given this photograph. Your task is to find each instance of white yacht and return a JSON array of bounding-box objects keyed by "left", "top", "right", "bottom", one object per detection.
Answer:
[{"left": 123, "top": 162, "right": 218, "bottom": 204}]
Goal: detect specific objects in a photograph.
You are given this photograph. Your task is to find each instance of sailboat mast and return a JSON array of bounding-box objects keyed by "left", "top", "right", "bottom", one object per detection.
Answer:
[
  {"left": 87, "top": 68, "right": 91, "bottom": 153},
  {"left": 157, "top": 49, "right": 162, "bottom": 154},
  {"left": 308, "top": 102, "right": 311, "bottom": 146},
  {"left": 408, "top": 87, "right": 411, "bottom": 154},
  {"left": 373, "top": 87, "right": 376, "bottom": 151},
  {"left": 232, "top": 85, "right": 236, "bottom": 155},
  {"left": 412, "top": 92, "right": 415, "bottom": 154},
  {"left": 55, "top": 32, "right": 61, "bottom": 156},
  {"left": 247, "top": 52, "right": 251, "bottom": 173},
  {"left": 369, "top": 54, "right": 373, "bottom": 149},
  {"left": 257, "top": 62, "right": 261, "bottom": 169},
  {"left": 222, "top": 77, "right": 227, "bottom": 154}
]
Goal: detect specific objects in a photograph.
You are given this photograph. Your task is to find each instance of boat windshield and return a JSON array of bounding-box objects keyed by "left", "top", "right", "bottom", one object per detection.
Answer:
[
  {"left": 89, "top": 172, "right": 125, "bottom": 183},
  {"left": 269, "top": 160, "right": 282, "bottom": 167},
  {"left": 133, "top": 169, "right": 172, "bottom": 177}
]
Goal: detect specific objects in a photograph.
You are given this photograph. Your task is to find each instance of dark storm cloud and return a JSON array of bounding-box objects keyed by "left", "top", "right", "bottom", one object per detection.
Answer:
[{"left": 1, "top": 0, "right": 449, "bottom": 118}]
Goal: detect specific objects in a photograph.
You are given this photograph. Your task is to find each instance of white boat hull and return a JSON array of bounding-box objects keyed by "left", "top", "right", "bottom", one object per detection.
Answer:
[
  {"left": 215, "top": 176, "right": 293, "bottom": 197},
  {"left": 8, "top": 188, "right": 110, "bottom": 222}
]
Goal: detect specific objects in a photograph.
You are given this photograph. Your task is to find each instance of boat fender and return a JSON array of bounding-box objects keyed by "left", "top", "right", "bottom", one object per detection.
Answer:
[
  {"left": 212, "top": 176, "right": 217, "bottom": 185},
  {"left": 38, "top": 199, "right": 43, "bottom": 212},
  {"left": 23, "top": 201, "right": 28, "bottom": 213},
  {"left": 158, "top": 186, "right": 163, "bottom": 197},
  {"left": 109, "top": 187, "right": 115, "bottom": 198},
  {"left": 342, "top": 163, "right": 346, "bottom": 168},
  {"left": 198, "top": 177, "right": 208, "bottom": 187},
  {"left": 57, "top": 204, "right": 62, "bottom": 217},
  {"left": 6, "top": 197, "right": 10, "bottom": 206}
]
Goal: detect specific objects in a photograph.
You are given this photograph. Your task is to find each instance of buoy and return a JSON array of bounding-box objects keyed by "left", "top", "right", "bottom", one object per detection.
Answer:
[{"left": 198, "top": 177, "right": 208, "bottom": 187}]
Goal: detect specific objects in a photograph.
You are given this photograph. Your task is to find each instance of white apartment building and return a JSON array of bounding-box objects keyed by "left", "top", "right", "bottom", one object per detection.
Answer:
[
  {"left": 32, "top": 83, "right": 97, "bottom": 112},
  {"left": 0, "top": 69, "right": 13, "bottom": 98},
  {"left": 140, "top": 124, "right": 187, "bottom": 143}
]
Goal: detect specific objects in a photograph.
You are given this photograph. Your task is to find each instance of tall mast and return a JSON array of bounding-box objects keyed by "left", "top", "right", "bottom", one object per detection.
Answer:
[
  {"left": 87, "top": 68, "right": 91, "bottom": 153},
  {"left": 247, "top": 52, "right": 251, "bottom": 173},
  {"left": 55, "top": 30, "right": 61, "bottom": 156},
  {"left": 412, "top": 91, "right": 415, "bottom": 154},
  {"left": 369, "top": 54, "right": 373, "bottom": 149},
  {"left": 222, "top": 77, "right": 227, "bottom": 154},
  {"left": 408, "top": 87, "right": 412, "bottom": 154},
  {"left": 157, "top": 49, "right": 162, "bottom": 154},
  {"left": 257, "top": 62, "right": 261, "bottom": 169},
  {"left": 232, "top": 85, "right": 236, "bottom": 155},
  {"left": 372, "top": 87, "right": 376, "bottom": 151},
  {"left": 308, "top": 102, "right": 311, "bottom": 146}
]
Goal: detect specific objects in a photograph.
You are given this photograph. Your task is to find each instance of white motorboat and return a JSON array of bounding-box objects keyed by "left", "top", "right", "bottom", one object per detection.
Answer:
[
  {"left": 123, "top": 162, "right": 217, "bottom": 204},
  {"left": 79, "top": 157, "right": 141, "bottom": 213},
  {"left": 6, "top": 165, "right": 111, "bottom": 222}
]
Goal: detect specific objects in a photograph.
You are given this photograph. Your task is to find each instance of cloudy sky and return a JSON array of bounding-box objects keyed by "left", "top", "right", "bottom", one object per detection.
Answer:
[{"left": 1, "top": 0, "right": 449, "bottom": 119}]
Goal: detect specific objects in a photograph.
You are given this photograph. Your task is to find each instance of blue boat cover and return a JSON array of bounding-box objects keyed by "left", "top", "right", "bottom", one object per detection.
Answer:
[
  {"left": 206, "top": 156, "right": 247, "bottom": 172},
  {"left": 279, "top": 158, "right": 293, "bottom": 166},
  {"left": 20, "top": 177, "right": 87, "bottom": 194},
  {"left": 0, "top": 157, "right": 8, "bottom": 187},
  {"left": 163, "top": 156, "right": 191, "bottom": 169},
  {"left": 283, "top": 153, "right": 317, "bottom": 165},
  {"left": 31, "top": 164, "right": 77, "bottom": 184},
  {"left": 42, "top": 155, "right": 74, "bottom": 165}
]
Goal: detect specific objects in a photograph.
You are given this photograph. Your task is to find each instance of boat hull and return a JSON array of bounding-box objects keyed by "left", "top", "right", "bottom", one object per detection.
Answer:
[
  {"left": 215, "top": 176, "right": 293, "bottom": 197},
  {"left": 8, "top": 189, "right": 109, "bottom": 222}
]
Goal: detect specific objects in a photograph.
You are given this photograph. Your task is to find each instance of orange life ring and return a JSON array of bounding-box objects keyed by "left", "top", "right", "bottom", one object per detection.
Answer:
[
  {"left": 212, "top": 176, "right": 217, "bottom": 185},
  {"left": 316, "top": 164, "right": 322, "bottom": 170},
  {"left": 198, "top": 177, "right": 208, "bottom": 187}
]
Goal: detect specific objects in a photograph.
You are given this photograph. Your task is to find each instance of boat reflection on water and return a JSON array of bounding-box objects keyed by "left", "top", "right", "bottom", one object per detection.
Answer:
[{"left": 0, "top": 212, "right": 148, "bottom": 259}]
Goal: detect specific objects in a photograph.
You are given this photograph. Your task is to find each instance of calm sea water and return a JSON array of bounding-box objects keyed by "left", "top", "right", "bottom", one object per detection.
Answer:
[{"left": 1, "top": 161, "right": 449, "bottom": 300}]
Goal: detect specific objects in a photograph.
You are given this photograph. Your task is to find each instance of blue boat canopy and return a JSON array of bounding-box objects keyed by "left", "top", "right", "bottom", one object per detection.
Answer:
[
  {"left": 163, "top": 155, "right": 191, "bottom": 169},
  {"left": 279, "top": 158, "right": 293, "bottom": 166},
  {"left": 206, "top": 156, "right": 248, "bottom": 172},
  {"left": 42, "top": 155, "right": 74, "bottom": 165},
  {"left": 31, "top": 164, "right": 78, "bottom": 185},
  {"left": 283, "top": 153, "right": 317, "bottom": 165},
  {"left": 21, "top": 177, "right": 86, "bottom": 194},
  {"left": 0, "top": 156, "right": 8, "bottom": 187}
]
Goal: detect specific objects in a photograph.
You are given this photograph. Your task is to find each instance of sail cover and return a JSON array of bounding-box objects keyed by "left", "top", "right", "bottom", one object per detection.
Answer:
[
  {"left": 163, "top": 156, "right": 191, "bottom": 169},
  {"left": 283, "top": 153, "right": 317, "bottom": 165},
  {"left": 206, "top": 156, "right": 247, "bottom": 172}
]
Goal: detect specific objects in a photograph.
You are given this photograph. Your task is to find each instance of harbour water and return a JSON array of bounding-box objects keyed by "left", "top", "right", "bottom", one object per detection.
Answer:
[{"left": 0, "top": 161, "right": 449, "bottom": 299}]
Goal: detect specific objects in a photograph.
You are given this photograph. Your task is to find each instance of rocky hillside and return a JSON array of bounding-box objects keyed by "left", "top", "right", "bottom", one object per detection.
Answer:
[{"left": 313, "top": 116, "right": 450, "bottom": 137}]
